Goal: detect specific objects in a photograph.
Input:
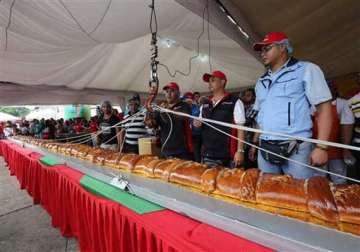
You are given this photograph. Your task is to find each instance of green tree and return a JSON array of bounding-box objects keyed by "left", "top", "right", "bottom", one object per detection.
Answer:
[{"left": 0, "top": 107, "right": 31, "bottom": 118}]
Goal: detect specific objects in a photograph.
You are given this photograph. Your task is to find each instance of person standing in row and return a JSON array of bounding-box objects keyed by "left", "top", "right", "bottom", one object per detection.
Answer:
[
  {"left": 194, "top": 70, "right": 246, "bottom": 168},
  {"left": 120, "top": 94, "right": 147, "bottom": 154},
  {"left": 146, "top": 82, "right": 193, "bottom": 159},
  {"left": 251, "top": 32, "right": 332, "bottom": 179},
  {"left": 97, "top": 101, "right": 121, "bottom": 151}
]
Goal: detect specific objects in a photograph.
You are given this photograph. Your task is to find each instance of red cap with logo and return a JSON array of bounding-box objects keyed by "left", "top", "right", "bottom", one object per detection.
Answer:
[
  {"left": 253, "top": 32, "right": 288, "bottom": 51},
  {"left": 202, "top": 70, "right": 227, "bottom": 85},
  {"left": 163, "top": 82, "right": 180, "bottom": 91},
  {"left": 183, "top": 92, "right": 194, "bottom": 100}
]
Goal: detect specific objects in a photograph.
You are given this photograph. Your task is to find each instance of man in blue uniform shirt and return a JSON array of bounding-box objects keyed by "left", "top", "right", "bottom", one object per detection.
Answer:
[{"left": 250, "top": 32, "right": 332, "bottom": 179}]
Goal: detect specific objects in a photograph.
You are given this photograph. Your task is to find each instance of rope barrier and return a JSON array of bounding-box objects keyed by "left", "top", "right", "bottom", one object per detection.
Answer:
[
  {"left": 153, "top": 105, "right": 360, "bottom": 184},
  {"left": 156, "top": 106, "right": 360, "bottom": 152}
]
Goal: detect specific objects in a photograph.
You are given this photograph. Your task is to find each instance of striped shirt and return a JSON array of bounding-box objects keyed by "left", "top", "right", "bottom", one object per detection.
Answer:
[
  {"left": 123, "top": 113, "right": 147, "bottom": 146},
  {"left": 349, "top": 93, "right": 360, "bottom": 144}
]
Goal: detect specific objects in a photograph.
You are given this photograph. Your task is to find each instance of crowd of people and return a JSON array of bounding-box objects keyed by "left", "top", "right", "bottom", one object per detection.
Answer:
[
  {"left": 1, "top": 32, "right": 359, "bottom": 185},
  {"left": 0, "top": 117, "right": 100, "bottom": 140}
]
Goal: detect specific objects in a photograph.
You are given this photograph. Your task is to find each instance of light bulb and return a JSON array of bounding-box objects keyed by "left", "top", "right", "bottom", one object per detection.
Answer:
[{"left": 199, "top": 54, "right": 208, "bottom": 62}]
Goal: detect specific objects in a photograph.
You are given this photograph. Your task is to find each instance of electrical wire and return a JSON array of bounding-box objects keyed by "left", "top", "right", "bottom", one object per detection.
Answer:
[
  {"left": 147, "top": 0, "right": 160, "bottom": 110},
  {"left": 4, "top": 0, "right": 15, "bottom": 51},
  {"left": 158, "top": 110, "right": 173, "bottom": 154},
  {"left": 158, "top": 2, "right": 212, "bottom": 78},
  {"left": 206, "top": 0, "right": 212, "bottom": 72},
  {"left": 58, "top": 0, "right": 99, "bottom": 43},
  {"left": 149, "top": 0, "right": 157, "bottom": 34},
  {"left": 89, "top": 0, "right": 112, "bottom": 34}
]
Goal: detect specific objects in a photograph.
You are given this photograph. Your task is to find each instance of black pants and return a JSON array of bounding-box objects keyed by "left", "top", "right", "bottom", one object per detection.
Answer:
[
  {"left": 192, "top": 135, "right": 202, "bottom": 162},
  {"left": 163, "top": 152, "right": 191, "bottom": 160},
  {"left": 202, "top": 156, "right": 230, "bottom": 168},
  {"left": 350, "top": 149, "right": 360, "bottom": 183},
  {"left": 123, "top": 143, "right": 139, "bottom": 154},
  {"left": 244, "top": 147, "right": 257, "bottom": 169}
]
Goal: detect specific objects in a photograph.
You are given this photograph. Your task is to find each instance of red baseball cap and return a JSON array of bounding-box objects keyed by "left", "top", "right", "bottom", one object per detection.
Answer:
[
  {"left": 203, "top": 70, "right": 227, "bottom": 84},
  {"left": 163, "top": 82, "right": 180, "bottom": 91},
  {"left": 253, "top": 32, "right": 288, "bottom": 51},
  {"left": 183, "top": 92, "right": 194, "bottom": 100}
]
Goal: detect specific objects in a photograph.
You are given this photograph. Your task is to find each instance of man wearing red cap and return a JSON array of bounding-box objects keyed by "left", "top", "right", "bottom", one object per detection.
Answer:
[
  {"left": 251, "top": 32, "right": 332, "bottom": 179},
  {"left": 146, "top": 82, "right": 193, "bottom": 159},
  {"left": 194, "top": 70, "right": 246, "bottom": 168}
]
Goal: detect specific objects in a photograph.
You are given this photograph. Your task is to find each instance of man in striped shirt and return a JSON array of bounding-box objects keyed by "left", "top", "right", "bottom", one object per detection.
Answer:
[{"left": 120, "top": 95, "right": 147, "bottom": 154}]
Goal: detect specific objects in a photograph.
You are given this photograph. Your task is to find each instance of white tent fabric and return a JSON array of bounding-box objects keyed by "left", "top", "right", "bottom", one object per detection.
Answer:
[
  {"left": 229, "top": 0, "right": 359, "bottom": 79},
  {"left": 0, "top": 0, "right": 264, "bottom": 105},
  {"left": 25, "top": 107, "right": 64, "bottom": 120},
  {"left": 0, "top": 111, "right": 19, "bottom": 121}
]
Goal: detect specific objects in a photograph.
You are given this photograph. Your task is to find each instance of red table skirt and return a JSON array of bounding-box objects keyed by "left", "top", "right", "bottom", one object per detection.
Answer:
[{"left": 0, "top": 140, "right": 273, "bottom": 252}]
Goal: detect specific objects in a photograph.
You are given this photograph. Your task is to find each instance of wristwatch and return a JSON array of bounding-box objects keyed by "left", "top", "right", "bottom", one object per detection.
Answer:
[
  {"left": 236, "top": 149, "right": 245, "bottom": 153},
  {"left": 316, "top": 143, "right": 328, "bottom": 151}
]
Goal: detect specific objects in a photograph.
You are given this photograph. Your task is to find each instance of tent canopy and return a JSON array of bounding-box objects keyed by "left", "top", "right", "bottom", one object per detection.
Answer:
[
  {"left": 0, "top": 0, "right": 358, "bottom": 105},
  {"left": 227, "top": 0, "right": 359, "bottom": 78},
  {"left": 0, "top": 0, "right": 263, "bottom": 105}
]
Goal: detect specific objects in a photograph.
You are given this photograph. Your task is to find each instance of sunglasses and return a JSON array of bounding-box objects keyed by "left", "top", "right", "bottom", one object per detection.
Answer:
[{"left": 261, "top": 44, "right": 276, "bottom": 53}]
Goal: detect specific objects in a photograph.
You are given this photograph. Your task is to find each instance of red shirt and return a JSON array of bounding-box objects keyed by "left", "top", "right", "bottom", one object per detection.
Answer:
[
  {"left": 74, "top": 123, "right": 84, "bottom": 134},
  {"left": 117, "top": 112, "right": 124, "bottom": 122},
  {"left": 313, "top": 104, "right": 341, "bottom": 160},
  {"left": 89, "top": 121, "right": 99, "bottom": 133}
]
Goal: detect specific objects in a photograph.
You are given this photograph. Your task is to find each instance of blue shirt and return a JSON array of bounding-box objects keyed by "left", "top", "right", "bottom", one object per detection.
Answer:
[
  {"left": 191, "top": 104, "right": 201, "bottom": 135},
  {"left": 254, "top": 58, "right": 331, "bottom": 140}
]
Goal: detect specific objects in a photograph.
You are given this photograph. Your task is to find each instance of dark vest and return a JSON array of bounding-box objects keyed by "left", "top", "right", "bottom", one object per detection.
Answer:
[
  {"left": 158, "top": 101, "right": 191, "bottom": 156},
  {"left": 201, "top": 94, "right": 237, "bottom": 158}
]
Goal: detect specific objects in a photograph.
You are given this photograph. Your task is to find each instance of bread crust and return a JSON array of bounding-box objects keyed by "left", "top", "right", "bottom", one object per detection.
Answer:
[
  {"left": 213, "top": 168, "right": 245, "bottom": 200},
  {"left": 256, "top": 173, "right": 308, "bottom": 212},
  {"left": 306, "top": 176, "right": 338, "bottom": 223},
  {"left": 169, "top": 161, "right": 208, "bottom": 190},
  {"left": 333, "top": 184, "right": 360, "bottom": 225},
  {"left": 133, "top": 156, "right": 160, "bottom": 177},
  {"left": 118, "top": 154, "right": 142, "bottom": 171}
]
